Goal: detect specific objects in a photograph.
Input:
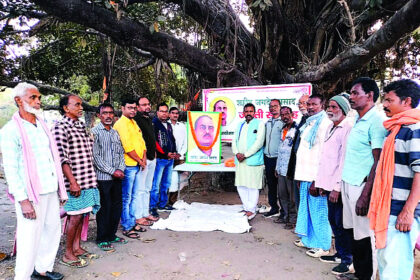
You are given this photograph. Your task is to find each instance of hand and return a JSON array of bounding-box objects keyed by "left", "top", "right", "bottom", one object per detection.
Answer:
[
  {"left": 395, "top": 208, "right": 414, "bottom": 232},
  {"left": 236, "top": 153, "right": 245, "bottom": 162},
  {"left": 69, "top": 180, "right": 81, "bottom": 197},
  {"left": 329, "top": 190, "right": 340, "bottom": 203},
  {"left": 167, "top": 152, "right": 176, "bottom": 159},
  {"left": 319, "top": 188, "right": 326, "bottom": 197},
  {"left": 60, "top": 199, "right": 67, "bottom": 206},
  {"left": 309, "top": 182, "right": 319, "bottom": 197},
  {"left": 174, "top": 153, "right": 181, "bottom": 160},
  {"left": 139, "top": 159, "right": 146, "bottom": 169},
  {"left": 355, "top": 193, "right": 370, "bottom": 216},
  {"left": 113, "top": 169, "right": 125, "bottom": 179},
  {"left": 274, "top": 170, "right": 278, "bottom": 178},
  {"left": 19, "top": 199, "right": 36, "bottom": 220}
]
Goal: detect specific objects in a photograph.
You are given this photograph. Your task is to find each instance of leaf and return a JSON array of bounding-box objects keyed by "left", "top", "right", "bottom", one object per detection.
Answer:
[
  {"left": 104, "top": 1, "right": 112, "bottom": 9},
  {"left": 154, "top": 22, "right": 159, "bottom": 32},
  {"left": 111, "top": 272, "right": 122, "bottom": 277},
  {"left": 149, "top": 24, "right": 155, "bottom": 34},
  {"left": 157, "top": 15, "right": 166, "bottom": 22}
]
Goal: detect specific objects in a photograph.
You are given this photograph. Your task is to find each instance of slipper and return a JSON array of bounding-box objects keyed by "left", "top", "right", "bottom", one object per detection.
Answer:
[
  {"left": 97, "top": 242, "right": 115, "bottom": 252},
  {"left": 146, "top": 215, "right": 159, "bottom": 222},
  {"left": 0, "top": 252, "right": 8, "bottom": 262},
  {"left": 59, "top": 258, "right": 89, "bottom": 268},
  {"left": 136, "top": 220, "right": 154, "bottom": 226},
  {"left": 122, "top": 230, "right": 140, "bottom": 239},
  {"left": 133, "top": 224, "right": 147, "bottom": 232},
  {"left": 110, "top": 236, "right": 128, "bottom": 244},
  {"left": 294, "top": 239, "right": 306, "bottom": 248},
  {"left": 79, "top": 252, "right": 100, "bottom": 259}
]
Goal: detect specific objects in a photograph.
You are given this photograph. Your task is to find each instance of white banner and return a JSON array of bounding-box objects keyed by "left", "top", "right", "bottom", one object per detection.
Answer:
[{"left": 203, "top": 84, "right": 312, "bottom": 142}]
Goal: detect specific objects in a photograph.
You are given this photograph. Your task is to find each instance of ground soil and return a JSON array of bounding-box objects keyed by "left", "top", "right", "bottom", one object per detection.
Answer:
[{"left": 0, "top": 179, "right": 419, "bottom": 280}]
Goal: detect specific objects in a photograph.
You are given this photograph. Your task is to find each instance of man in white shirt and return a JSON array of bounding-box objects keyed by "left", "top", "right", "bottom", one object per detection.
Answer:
[{"left": 168, "top": 107, "right": 187, "bottom": 204}]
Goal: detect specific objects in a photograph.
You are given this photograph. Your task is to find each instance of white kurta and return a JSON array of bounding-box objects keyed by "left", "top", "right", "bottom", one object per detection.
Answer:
[{"left": 232, "top": 120, "right": 265, "bottom": 189}]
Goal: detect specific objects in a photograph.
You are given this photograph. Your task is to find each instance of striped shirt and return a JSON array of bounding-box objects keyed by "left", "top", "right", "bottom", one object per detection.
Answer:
[
  {"left": 391, "top": 122, "right": 420, "bottom": 217},
  {"left": 1, "top": 119, "right": 58, "bottom": 201},
  {"left": 92, "top": 122, "right": 125, "bottom": 181},
  {"left": 52, "top": 116, "right": 97, "bottom": 190}
]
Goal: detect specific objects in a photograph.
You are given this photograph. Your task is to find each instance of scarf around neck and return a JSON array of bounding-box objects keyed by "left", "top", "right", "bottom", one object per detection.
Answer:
[
  {"left": 368, "top": 108, "right": 420, "bottom": 249},
  {"left": 11, "top": 111, "right": 68, "bottom": 204},
  {"left": 299, "top": 110, "right": 326, "bottom": 149}
]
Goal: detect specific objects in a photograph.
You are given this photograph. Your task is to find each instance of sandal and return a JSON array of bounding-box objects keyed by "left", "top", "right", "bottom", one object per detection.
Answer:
[
  {"left": 78, "top": 252, "right": 99, "bottom": 259},
  {"left": 146, "top": 215, "right": 159, "bottom": 222},
  {"left": 97, "top": 242, "right": 115, "bottom": 252},
  {"left": 110, "top": 236, "right": 128, "bottom": 244},
  {"left": 122, "top": 230, "right": 140, "bottom": 239},
  {"left": 133, "top": 224, "right": 147, "bottom": 232},
  {"left": 59, "top": 258, "right": 89, "bottom": 268},
  {"left": 136, "top": 219, "right": 154, "bottom": 226}
]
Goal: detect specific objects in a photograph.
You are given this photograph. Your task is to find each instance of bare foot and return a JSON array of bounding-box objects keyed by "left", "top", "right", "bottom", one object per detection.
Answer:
[
  {"left": 63, "top": 253, "right": 79, "bottom": 262},
  {"left": 73, "top": 247, "right": 87, "bottom": 257}
]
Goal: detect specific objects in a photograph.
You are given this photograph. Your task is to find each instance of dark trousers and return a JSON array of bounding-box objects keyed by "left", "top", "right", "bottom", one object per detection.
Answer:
[
  {"left": 264, "top": 156, "right": 284, "bottom": 215},
  {"left": 96, "top": 179, "right": 122, "bottom": 243},
  {"left": 349, "top": 229, "right": 373, "bottom": 280},
  {"left": 326, "top": 192, "right": 352, "bottom": 265}
]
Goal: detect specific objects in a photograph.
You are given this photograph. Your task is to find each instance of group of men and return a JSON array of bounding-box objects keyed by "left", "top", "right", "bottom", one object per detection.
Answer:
[
  {"left": 231, "top": 77, "right": 420, "bottom": 280},
  {"left": 2, "top": 77, "right": 420, "bottom": 280},
  {"left": 0, "top": 84, "right": 188, "bottom": 279}
]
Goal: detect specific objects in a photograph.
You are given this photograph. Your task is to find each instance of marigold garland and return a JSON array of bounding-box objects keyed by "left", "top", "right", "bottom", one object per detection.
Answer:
[{"left": 188, "top": 111, "right": 222, "bottom": 151}]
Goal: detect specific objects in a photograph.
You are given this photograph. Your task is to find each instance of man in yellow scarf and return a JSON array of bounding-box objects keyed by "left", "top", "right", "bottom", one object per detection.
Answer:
[{"left": 368, "top": 79, "right": 420, "bottom": 280}]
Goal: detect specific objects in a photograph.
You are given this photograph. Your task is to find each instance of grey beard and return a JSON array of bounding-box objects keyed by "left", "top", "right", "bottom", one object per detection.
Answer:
[{"left": 23, "top": 101, "right": 43, "bottom": 117}]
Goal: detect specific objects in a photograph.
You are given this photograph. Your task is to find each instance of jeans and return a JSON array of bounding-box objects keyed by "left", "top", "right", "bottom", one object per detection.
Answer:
[
  {"left": 150, "top": 158, "right": 173, "bottom": 209},
  {"left": 96, "top": 179, "right": 122, "bottom": 243},
  {"left": 377, "top": 215, "right": 420, "bottom": 280},
  {"left": 121, "top": 166, "right": 141, "bottom": 231},
  {"left": 135, "top": 159, "right": 156, "bottom": 218},
  {"left": 326, "top": 191, "right": 352, "bottom": 265}
]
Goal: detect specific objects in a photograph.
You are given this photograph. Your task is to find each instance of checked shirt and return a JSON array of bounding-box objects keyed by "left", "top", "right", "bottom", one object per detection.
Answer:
[{"left": 52, "top": 116, "right": 97, "bottom": 190}]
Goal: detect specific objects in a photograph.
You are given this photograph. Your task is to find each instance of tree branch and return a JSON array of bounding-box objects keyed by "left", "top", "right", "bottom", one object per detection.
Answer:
[
  {"left": 285, "top": 0, "right": 420, "bottom": 83},
  {"left": 32, "top": 0, "right": 258, "bottom": 86},
  {"left": 0, "top": 80, "right": 97, "bottom": 111}
]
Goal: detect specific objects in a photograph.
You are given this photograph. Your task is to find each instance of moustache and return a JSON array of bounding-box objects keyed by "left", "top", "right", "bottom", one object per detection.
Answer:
[
  {"left": 105, "top": 118, "right": 112, "bottom": 121},
  {"left": 203, "top": 133, "right": 212, "bottom": 138},
  {"left": 383, "top": 108, "right": 390, "bottom": 113}
]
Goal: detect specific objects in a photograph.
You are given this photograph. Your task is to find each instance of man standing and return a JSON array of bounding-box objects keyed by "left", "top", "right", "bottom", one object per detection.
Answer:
[
  {"left": 214, "top": 100, "right": 228, "bottom": 126},
  {"left": 274, "top": 106, "right": 298, "bottom": 229},
  {"left": 232, "top": 103, "right": 266, "bottom": 220},
  {"left": 263, "top": 99, "right": 283, "bottom": 219},
  {"left": 294, "top": 94, "right": 332, "bottom": 257},
  {"left": 134, "top": 97, "right": 159, "bottom": 225},
  {"left": 339, "top": 77, "right": 387, "bottom": 280},
  {"left": 1, "top": 83, "right": 67, "bottom": 280},
  {"left": 168, "top": 107, "right": 187, "bottom": 204},
  {"left": 53, "top": 94, "right": 100, "bottom": 268},
  {"left": 368, "top": 79, "right": 420, "bottom": 280},
  {"left": 150, "top": 103, "right": 177, "bottom": 217},
  {"left": 316, "top": 94, "right": 353, "bottom": 275},
  {"left": 114, "top": 99, "right": 147, "bottom": 239},
  {"left": 287, "top": 94, "right": 310, "bottom": 210},
  {"left": 92, "top": 103, "right": 127, "bottom": 251}
]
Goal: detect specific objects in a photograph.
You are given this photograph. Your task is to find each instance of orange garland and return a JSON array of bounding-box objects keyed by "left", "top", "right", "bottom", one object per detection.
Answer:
[{"left": 188, "top": 111, "right": 222, "bottom": 151}]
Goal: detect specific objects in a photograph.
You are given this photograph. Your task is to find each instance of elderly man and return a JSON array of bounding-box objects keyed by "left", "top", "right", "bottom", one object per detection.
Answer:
[
  {"left": 134, "top": 97, "right": 160, "bottom": 226},
  {"left": 368, "top": 79, "right": 420, "bottom": 280},
  {"left": 275, "top": 106, "right": 298, "bottom": 229},
  {"left": 316, "top": 94, "right": 353, "bottom": 276},
  {"left": 114, "top": 99, "right": 147, "bottom": 239},
  {"left": 1, "top": 83, "right": 67, "bottom": 280},
  {"left": 232, "top": 103, "right": 266, "bottom": 220},
  {"left": 188, "top": 115, "right": 219, "bottom": 162},
  {"left": 92, "top": 103, "right": 126, "bottom": 252},
  {"left": 213, "top": 100, "right": 228, "bottom": 126},
  {"left": 168, "top": 107, "right": 187, "bottom": 205},
  {"left": 150, "top": 103, "right": 177, "bottom": 217},
  {"left": 338, "top": 77, "right": 387, "bottom": 280},
  {"left": 294, "top": 93, "right": 332, "bottom": 258},
  {"left": 263, "top": 99, "right": 284, "bottom": 219},
  {"left": 288, "top": 94, "right": 310, "bottom": 210},
  {"left": 52, "top": 94, "right": 100, "bottom": 268}
]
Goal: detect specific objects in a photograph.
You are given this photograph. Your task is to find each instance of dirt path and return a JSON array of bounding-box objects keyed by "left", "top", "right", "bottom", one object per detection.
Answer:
[{"left": 0, "top": 182, "right": 419, "bottom": 280}]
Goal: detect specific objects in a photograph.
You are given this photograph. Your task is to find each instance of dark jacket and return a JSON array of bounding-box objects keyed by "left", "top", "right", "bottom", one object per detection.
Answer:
[
  {"left": 134, "top": 114, "right": 156, "bottom": 160},
  {"left": 152, "top": 117, "right": 176, "bottom": 159},
  {"left": 287, "top": 114, "right": 309, "bottom": 180}
]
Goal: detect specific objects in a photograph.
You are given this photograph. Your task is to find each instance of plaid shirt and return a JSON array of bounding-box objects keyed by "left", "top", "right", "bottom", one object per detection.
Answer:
[{"left": 52, "top": 116, "right": 97, "bottom": 190}]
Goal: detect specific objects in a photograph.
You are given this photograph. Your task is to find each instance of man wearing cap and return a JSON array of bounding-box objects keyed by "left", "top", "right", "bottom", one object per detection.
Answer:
[{"left": 316, "top": 94, "right": 354, "bottom": 276}]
